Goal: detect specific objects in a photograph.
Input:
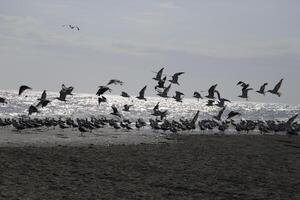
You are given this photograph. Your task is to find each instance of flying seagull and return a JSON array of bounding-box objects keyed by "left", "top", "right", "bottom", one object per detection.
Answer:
[
  {"left": 121, "top": 91, "right": 130, "bottom": 98},
  {"left": 215, "top": 90, "right": 231, "bottom": 108},
  {"left": 172, "top": 91, "right": 184, "bottom": 102},
  {"left": 28, "top": 105, "right": 39, "bottom": 115},
  {"left": 36, "top": 100, "right": 51, "bottom": 108},
  {"left": 37, "top": 90, "right": 47, "bottom": 101},
  {"left": 111, "top": 105, "right": 122, "bottom": 118},
  {"left": 268, "top": 79, "right": 283, "bottom": 97},
  {"left": 193, "top": 92, "right": 203, "bottom": 101},
  {"left": 169, "top": 72, "right": 184, "bottom": 85},
  {"left": 227, "top": 111, "right": 241, "bottom": 119},
  {"left": 107, "top": 79, "right": 124, "bottom": 86},
  {"left": 206, "top": 84, "right": 217, "bottom": 99},
  {"left": 157, "top": 84, "right": 171, "bottom": 98},
  {"left": 123, "top": 104, "right": 133, "bottom": 112},
  {"left": 213, "top": 107, "right": 226, "bottom": 121},
  {"left": 154, "top": 76, "right": 167, "bottom": 90},
  {"left": 98, "top": 96, "right": 107, "bottom": 105},
  {"left": 256, "top": 83, "right": 268, "bottom": 95},
  {"left": 136, "top": 85, "right": 147, "bottom": 101},
  {"left": 61, "top": 84, "right": 74, "bottom": 96},
  {"left": 96, "top": 86, "right": 112, "bottom": 96},
  {"left": 238, "top": 84, "right": 253, "bottom": 100},
  {"left": 19, "top": 85, "right": 32, "bottom": 96},
  {"left": 153, "top": 67, "right": 164, "bottom": 81}
]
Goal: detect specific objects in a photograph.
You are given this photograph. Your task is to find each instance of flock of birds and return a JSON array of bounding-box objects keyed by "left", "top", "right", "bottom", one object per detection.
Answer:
[{"left": 0, "top": 67, "right": 298, "bottom": 135}]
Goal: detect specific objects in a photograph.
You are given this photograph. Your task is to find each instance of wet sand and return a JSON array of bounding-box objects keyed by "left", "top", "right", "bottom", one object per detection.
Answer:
[{"left": 0, "top": 133, "right": 299, "bottom": 199}]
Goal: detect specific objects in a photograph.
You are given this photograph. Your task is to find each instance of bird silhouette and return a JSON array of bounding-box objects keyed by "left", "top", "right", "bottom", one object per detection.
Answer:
[
  {"left": 169, "top": 72, "right": 184, "bottom": 85},
  {"left": 157, "top": 84, "right": 171, "bottom": 98},
  {"left": 206, "top": 84, "right": 217, "bottom": 99},
  {"left": 227, "top": 111, "right": 241, "bottom": 119},
  {"left": 152, "top": 67, "right": 164, "bottom": 81},
  {"left": 0, "top": 97, "right": 7, "bottom": 104},
  {"left": 96, "top": 86, "right": 112, "bottom": 96},
  {"left": 268, "top": 79, "right": 283, "bottom": 97},
  {"left": 111, "top": 105, "right": 122, "bottom": 118},
  {"left": 173, "top": 91, "right": 184, "bottom": 102},
  {"left": 107, "top": 79, "right": 124, "bottom": 86},
  {"left": 19, "top": 85, "right": 32, "bottom": 96},
  {"left": 28, "top": 105, "right": 39, "bottom": 115},
  {"left": 213, "top": 107, "right": 226, "bottom": 121},
  {"left": 256, "top": 83, "right": 268, "bottom": 95},
  {"left": 193, "top": 92, "right": 203, "bottom": 101},
  {"left": 136, "top": 85, "right": 147, "bottom": 101},
  {"left": 121, "top": 91, "right": 130, "bottom": 98}
]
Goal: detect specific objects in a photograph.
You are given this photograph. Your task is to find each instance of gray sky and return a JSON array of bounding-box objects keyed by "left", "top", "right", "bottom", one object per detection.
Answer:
[{"left": 0, "top": 0, "right": 300, "bottom": 104}]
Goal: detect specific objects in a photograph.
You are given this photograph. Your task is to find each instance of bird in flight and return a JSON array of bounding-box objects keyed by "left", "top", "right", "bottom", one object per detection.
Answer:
[{"left": 268, "top": 79, "right": 283, "bottom": 97}]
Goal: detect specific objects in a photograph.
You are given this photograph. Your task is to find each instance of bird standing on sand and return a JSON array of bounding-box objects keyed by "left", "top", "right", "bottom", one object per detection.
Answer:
[
  {"left": 169, "top": 72, "right": 184, "bottom": 85},
  {"left": 268, "top": 79, "right": 283, "bottom": 97},
  {"left": 256, "top": 83, "right": 268, "bottom": 95},
  {"left": 19, "top": 85, "right": 32, "bottom": 96},
  {"left": 136, "top": 85, "right": 147, "bottom": 101}
]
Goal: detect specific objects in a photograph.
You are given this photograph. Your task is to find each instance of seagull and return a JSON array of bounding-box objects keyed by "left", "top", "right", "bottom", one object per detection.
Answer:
[
  {"left": 123, "top": 104, "right": 133, "bottom": 112},
  {"left": 98, "top": 96, "right": 107, "bottom": 105},
  {"left": 267, "top": 79, "right": 283, "bottom": 97},
  {"left": 169, "top": 72, "right": 184, "bottom": 85},
  {"left": 193, "top": 92, "right": 203, "bottom": 101},
  {"left": 61, "top": 84, "right": 74, "bottom": 96},
  {"left": 238, "top": 84, "right": 253, "bottom": 100},
  {"left": 213, "top": 107, "right": 226, "bottom": 121},
  {"left": 154, "top": 76, "right": 167, "bottom": 90},
  {"left": 256, "top": 83, "right": 268, "bottom": 95},
  {"left": 136, "top": 85, "right": 147, "bottom": 101},
  {"left": 37, "top": 90, "right": 47, "bottom": 101},
  {"left": 0, "top": 97, "right": 7, "bottom": 104},
  {"left": 237, "top": 81, "right": 248, "bottom": 87},
  {"left": 96, "top": 86, "right": 112, "bottom": 96},
  {"left": 153, "top": 102, "right": 160, "bottom": 112},
  {"left": 19, "top": 85, "right": 32, "bottom": 96},
  {"left": 36, "top": 99, "right": 51, "bottom": 108},
  {"left": 111, "top": 105, "right": 122, "bottom": 118},
  {"left": 214, "top": 90, "right": 230, "bottom": 107},
  {"left": 227, "top": 111, "right": 241, "bottom": 119},
  {"left": 28, "top": 105, "right": 39, "bottom": 115},
  {"left": 157, "top": 84, "right": 171, "bottom": 98},
  {"left": 121, "top": 91, "right": 130, "bottom": 98},
  {"left": 152, "top": 67, "right": 164, "bottom": 81},
  {"left": 172, "top": 91, "right": 184, "bottom": 102},
  {"left": 106, "top": 79, "right": 124, "bottom": 86},
  {"left": 206, "top": 84, "right": 217, "bottom": 99},
  {"left": 206, "top": 99, "right": 215, "bottom": 107},
  {"left": 56, "top": 90, "right": 68, "bottom": 102}
]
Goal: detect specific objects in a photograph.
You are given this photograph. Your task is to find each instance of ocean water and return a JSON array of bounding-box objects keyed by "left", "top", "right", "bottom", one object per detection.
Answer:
[{"left": 0, "top": 90, "right": 299, "bottom": 121}]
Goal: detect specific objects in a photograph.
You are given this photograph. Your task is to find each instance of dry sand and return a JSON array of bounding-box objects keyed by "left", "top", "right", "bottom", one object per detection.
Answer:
[{"left": 0, "top": 130, "right": 299, "bottom": 199}]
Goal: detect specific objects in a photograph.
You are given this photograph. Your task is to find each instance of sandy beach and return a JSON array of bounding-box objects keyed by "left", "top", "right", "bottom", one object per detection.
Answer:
[{"left": 0, "top": 130, "right": 299, "bottom": 200}]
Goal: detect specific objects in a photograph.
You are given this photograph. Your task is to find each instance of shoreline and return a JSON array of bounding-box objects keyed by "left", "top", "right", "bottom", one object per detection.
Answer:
[{"left": 0, "top": 134, "right": 299, "bottom": 199}]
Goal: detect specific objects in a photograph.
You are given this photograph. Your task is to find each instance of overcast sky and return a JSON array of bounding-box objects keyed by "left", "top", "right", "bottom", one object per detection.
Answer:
[{"left": 0, "top": 0, "right": 299, "bottom": 104}]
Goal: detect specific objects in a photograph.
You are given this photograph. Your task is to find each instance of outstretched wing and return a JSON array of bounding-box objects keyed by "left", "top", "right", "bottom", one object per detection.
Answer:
[
  {"left": 139, "top": 86, "right": 147, "bottom": 98},
  {"left": 273, "top": 79, "right": 283, "bottom": 92}
]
